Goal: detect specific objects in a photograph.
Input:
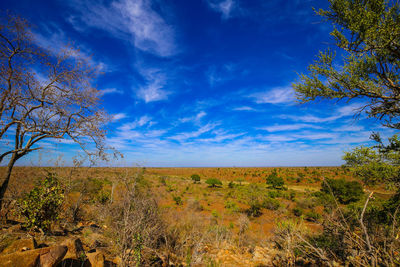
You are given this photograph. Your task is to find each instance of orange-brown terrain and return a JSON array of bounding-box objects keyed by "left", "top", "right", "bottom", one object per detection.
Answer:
[{"left": 0, "top": 166, "right": 394, "bottom": 266}]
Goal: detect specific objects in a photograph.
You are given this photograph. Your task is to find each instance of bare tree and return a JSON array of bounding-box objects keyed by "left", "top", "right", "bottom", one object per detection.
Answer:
[{"left": 0, "top": 14, "right": 109, "bottom": 210}]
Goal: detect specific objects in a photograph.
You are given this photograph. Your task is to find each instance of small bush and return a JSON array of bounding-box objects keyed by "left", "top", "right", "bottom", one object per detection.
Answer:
[
  {"left": 267, "top": 190, "right": 282, "bottom": 198},
  {"left": 266, "top": 170, "right": 285, "bottom": 189},
  {"left": 304, "top": 211, "right": 321, "bottom": 222},
  {"left": 17, "top": 173, "right": 64, "bottom": 232},
  {"left": 159, "top": 176, "right": 167, "bottom": 186},
  {"left": 262, "top": 197, "right": 281, "bottom": 210},
  {"left": 246, "top": 201, "right": 263, "bottom": 217},
  {"left": 292, "top": 207, "right": 303, "bottom": 217},
  {"left": 321, "top": 178, "right": 364, "bottom": 204},
  {"left": 205, "top": 178, "right": 222, "bottom": 188},
  {"left": 191, "top": 174, "right": 201, "bottom": 183},
  {"left": 173, "top": 196, "right": 183, "bottom": 205},
  {"left": 225, "top": 200, "right": 240, "bottom": 213}
]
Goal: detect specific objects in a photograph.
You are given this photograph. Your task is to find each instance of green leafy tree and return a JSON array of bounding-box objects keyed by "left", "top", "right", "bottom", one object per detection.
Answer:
[
  {"left": 321, "top": 178, "right": 364, "bottom": 204},
  {"left": 294, "top": 0, "right": 400, "bottom": 129},
  {"left": 205, "top": 178, "right": 222, "bottom": 188},
  {"left": 17, "top": 173, "right": 64, "bottom": 232},
  {"left": 266, "top": 170, "right": 285, "bottom": 189},
  {"left": 343, "top": 136, "right": 400, "bottom": 186},
  {"left": 191, "top": 174, "right": 201, "bottom": 183},
  {"left": 291, "top": 2, "right": 400, "bottom": 264}
]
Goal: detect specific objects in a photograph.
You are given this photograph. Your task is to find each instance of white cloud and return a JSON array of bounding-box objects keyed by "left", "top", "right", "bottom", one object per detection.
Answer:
[
  {"left": 249, "top": 86, "right": 295, "bottom": 104},
  {"left": 259, "top": 124, "right": 322, "bottom": 132},
  {"left": 119, "top": 115, "right": 152, "bottom": 131},
  {"left": 233, "top": 106, "right": 256, "bottom": 111},
  {"left": 68, "top": 0, "right": 176, "bottom": 57},
  {"left": 179, "top": 111, "right": 207, "bottom": 124},
  {"left": 169, "top": 123, "right": 218, "bottom": 142},
  {"left": 112, "top": 113, "right": 127, "bottom": 121},
  {"left": 281, "top": 103, "right": 366, "bottom": 123},
  {"left": 135, "top": 68, "right": 170, "bottom": 102},
  {"left": 99, "top": 88, "right": 123, "bottom": 96},
  {"left": 207, "top": 0, "right": 237, "bottom": 19},
  {"left": 32, "top": 30, "right": 109, "bottom": 72}
]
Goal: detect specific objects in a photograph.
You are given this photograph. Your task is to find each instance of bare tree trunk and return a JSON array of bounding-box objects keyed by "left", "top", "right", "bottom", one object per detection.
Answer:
[{"left": 0, "top": 153, "right": 18, "bottom": 211}]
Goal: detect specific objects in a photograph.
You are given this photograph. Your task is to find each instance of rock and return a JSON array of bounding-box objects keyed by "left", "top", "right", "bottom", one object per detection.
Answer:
[
  {"left": 1, "top": 238, "right": 36, "bottom": 255},
  {"left": 62, "top": 238, "right": 85, "bottom": 260},
  {"left": 39, "top": 245, "right": 68, "bottom": 267},
  {"left": 0, "top": 251, "right": 39, "bottom": 267},
  {"left": 0, "top": 245, "right": 67, "bottom": 267},
  {"left": 6, "top": 224, "right": 21, "bottom": 233},
  {"left": 86, "top": 251, "right": 105, "bottom": 267}
]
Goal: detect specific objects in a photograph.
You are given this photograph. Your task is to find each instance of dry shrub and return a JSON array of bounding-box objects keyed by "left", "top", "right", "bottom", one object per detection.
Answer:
[{"left": 106, "top": 169, "right": 165, "bottom": 267}]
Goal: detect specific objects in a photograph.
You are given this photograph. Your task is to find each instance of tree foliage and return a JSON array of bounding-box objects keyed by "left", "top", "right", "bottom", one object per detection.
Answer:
[
  {"left": 266, "top": 169, "right": 285, "bottom": 189},
  {"left": 205, "top": 178, "right": 222, "bottom": 188},
  {"left": 17, "top": 173, "right": 64, "bottom": 232},
  {"left": 294, "top": 0, "right": 400, "bottom": 129},
  {"left": 321, "top": 178, "right": 364, "bottom": 204},
  {"left": 191, "top": 174, "right": 201, "bottom": 183},
  {"left": 343, "top": 134, "right": 400, "bottom": 185}
]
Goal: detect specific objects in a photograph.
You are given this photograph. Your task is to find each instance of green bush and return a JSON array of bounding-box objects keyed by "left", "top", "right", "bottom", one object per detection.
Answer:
[
  {"left": 173, "top": 195, "right": 183, "bottom": 205},
  {"left": 321, "top": 178, "right": 364, "bottom": 204},
  {"left": 246, "top": 201, "right": 262, "bottom": 217},
  {"left": 262, "top": 197, "right": 281, "bottom": 210},
  {"left": 191, "top": 174, "right": 201, "bottom": 183},
  {"left": 266, "top": 170, "right": 285, "bottom": 189},
  {"left": 225, "top": 200, "right": 240, "bottom": 213},
  {"left": 17, "top": 173, "right": 64, "bottom": 232},
  {"left": 292, "top": 207, "right": 303, "bottom": 217},
  {"left": 205, "top": 178, "right": 222, "bottom": 188},
  {"left": 305, "top": 211, "right": 321, "bottom": 222},
  {"left": 267, "top": 190, "right": 282, "bottom": 198}
]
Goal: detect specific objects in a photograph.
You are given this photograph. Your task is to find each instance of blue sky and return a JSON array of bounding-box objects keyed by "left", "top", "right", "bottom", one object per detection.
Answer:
[{"left": 2, "top": 0, "right": 395, "bottom": 167}]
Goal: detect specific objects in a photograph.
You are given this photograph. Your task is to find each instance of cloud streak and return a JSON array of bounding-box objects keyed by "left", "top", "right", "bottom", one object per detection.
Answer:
[
  {"left": 68, "top": 0, "right": 177, "bottom": 57},
  {"left": 249, "top": 86, "right": 295, "bottom": 104}
]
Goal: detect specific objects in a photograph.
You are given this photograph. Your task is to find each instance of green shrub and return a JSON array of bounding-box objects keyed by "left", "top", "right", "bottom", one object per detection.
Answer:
[
  {"left": 262, "top": 197, "right": 281, "bottom": 210},
  {"left": 267, "top": 190, "right": 282, "bottom": 198},
  {"left": 228, "top": 181, "right": 236, "bottom": 188},
  {"left": 205, "top": 178, "right": 222, "bottom": 188},
  {"left": 17, "top": 173, "right": 64, "bottom": 232},
  {"left": 266, "top": 170, "right": 285, "bottom": 189},
  {"left": 173, "top": 195, "right": 183, "bottom": 205},
  {"left": 225, "top": 200, "right": 240, "bottom": 213},
  {"left": 159, "top": 176, "right": 167, "bottom": 186},
  {"left": 305, "top": 211, "right": 321, "bottom": 222},
  {"left": 292, "top": 207, "right": 303, "bottom": 217},
  {"left": 321, "top": 178, "right": 364, "bottom": 204},
  {"left": 191, "top": 174, "right": 201, "bottom": 183},
  {"left": 246, "top": 201, "right": 262, "bottom": 217},
  {"left": 97, "top": 189, "right": 111, "bottom": 204}
]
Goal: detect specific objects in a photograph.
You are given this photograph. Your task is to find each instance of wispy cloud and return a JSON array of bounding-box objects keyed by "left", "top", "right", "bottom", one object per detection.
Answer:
[
  {"left": 249, "top": 86, "right": 295, "bottom": 104},
  {"left": 179, "top": 111, "right": 207, "bottom": 124},
  {"left": 281, "top": 103, "right": 365, "bottom": 123},
  {"left": 99, "top": 88, "right": 123, "bottom": 96},
  {"left": 32, "top": 30, "right": 109, "bottom": 72},
  {"left": 169, "top": 123, "right": 218, "bottom": 142},
  {"left": 233, "top": 106, "right": 256, "bottom": 111},
  {"left": 112, "top": 113, "right": 128, "bottom": 121},
  {"left": 67, "top": 0, "right": 177, "bottom": 57},
  {"left": 259, "top": 124, "right": 322, "bottom": 132},
  {"left": 135, "top": 67, "right": 171, "bottom": 103},
  {"left": 207, "top": 0, "right": 238, "bottom": 19},
  {"left": 119, "top": 115, "right": 152, "bottom": 131}
]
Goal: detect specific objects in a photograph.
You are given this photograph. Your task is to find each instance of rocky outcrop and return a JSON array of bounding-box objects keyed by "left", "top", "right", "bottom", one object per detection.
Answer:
[
  {"left": 86, "top": 251, "right": 105, "bottom": 267},
  {"left": 0, "top": 245, "right": 67, "bottom": 267},
  {"left": 0, "top": 238, "right": 36, "bottom": 254}
]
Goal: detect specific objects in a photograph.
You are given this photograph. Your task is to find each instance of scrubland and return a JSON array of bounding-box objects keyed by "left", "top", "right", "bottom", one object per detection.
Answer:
[{"left": 0, "top": 166, "right": 398, "bottom": 266}]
